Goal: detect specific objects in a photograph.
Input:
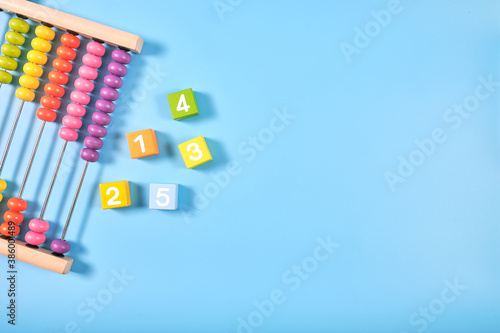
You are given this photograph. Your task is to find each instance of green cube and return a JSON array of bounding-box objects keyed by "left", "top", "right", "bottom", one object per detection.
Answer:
[{"left": 167, "top": 88, "right": 199, "bottom": 120}]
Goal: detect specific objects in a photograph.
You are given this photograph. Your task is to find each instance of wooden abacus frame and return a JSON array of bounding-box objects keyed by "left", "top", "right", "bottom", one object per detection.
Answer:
[{"left": 0, "top": 0, "right": 143, "bottom": 274}]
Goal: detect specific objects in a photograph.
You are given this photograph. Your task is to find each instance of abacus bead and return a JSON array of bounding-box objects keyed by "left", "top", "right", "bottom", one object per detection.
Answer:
[
  {"left": 4, "top": 210, "right": 23, "bottom": 225},
  {"left": 0, "top": 222, "right": 19, "bottom": 237},
  {"left": 81, "top": 148, "right": 99, "bottom": 162},
  {"left": 74, "top": 78, "right": 94, "bottom": 92},
  {"left": 108, "top": 62, "right": 127, "bottom": 77},
  {"left": 7, "top": 198, "right": 28, "bottom": 211},
  {"left": 51, "top": 239, "right": 71, "bottom": 254},
  {"left": 0, "top": 56, "right": 17, "bottom": 71},
  {"left": 5, "top": 31, "right": 25, "bottom": 46},
  {"left": 70, "top": 90, "right": 90, "bottom": 105},
  {"left": 15, "top": 87, "right": 35, "bottom": 102},
  {"left": 0, "top": 193, "right": 2, "bottom": 202},
  {"left": 35, "top": 25, "right": 55, "bottom": 41},
  {"left": 53, "top": 58, "right": 72, "bottom": 73},
  {"left": 29, "top": 219, "right": 50, "bottom": 233},
  {"left": 45, "top": 83, "right": 65, "bottom": 98},
  {"left": 96, "top": 99, "right": 115, "bottom": 113},
  {"left": 87, "top": 41, "right": 106, "bottom": 57},
  {"left": 82, "top": 53, "right": 102, "bottom": 69},
  {"left": 104, "top": 74, "right": 123, "bottom": 89},
  {"left": 23, "top": 62, "right": 43, "bottom": 77},
  {"left": 49, "top": 70, "right": 69, "bottom": 85},
  {"left": 100, "top": 87, "right": 119, "bottom": 101},
  {"left": 9, "top": 18, "right": 30, "bottom": 34},
  {"left": 112, "top": 49, "right": 132, "bottom": 64},
  {"left": 59, "top": 127, "right": 78, "bottom": 141},
  {"left": 31, "top": 37, "right": 52, "bottom": 53},
  {"left": 88, "top": 124, "right": 107, "bottom": 138},
  {"left": 41, "top": 95, "right": 61, "bottom": 110},
  {"left": 67, "top": 103, "right": 86, "bottom": 117},
  {"left": 37, "top": 108, "right": 57, "bottom": 122},
  {"left": 84, "top": 136, "right": 103, "bottom": 150},
  {"left": 19, "top": 75, "right": 40, "bottom": 90},
  {"left": 25, "top": 231, "right": 46, "bottom": 246},
  {"left": 27, "top": 50, "right": 48, "bottom": 65},
  {"left": 61, "top": 33, "right": 80, "bottom": 49},
  {"left": 62, "top": 115, "right": 82, "bottom": 129},
  {"left": 79, "top": 66, "right": 98, "bottom": 80},
  {"left": 1, "top": 44, "right": 21, "bottom": 58},
  {"left": 0, "top": 179, "right": 6, "bottom": 191},
  {"left": 0, "top": 71, "right": 12, "bottom": 84},
  {"left": 57, "top": 46, "right": 77, "bottom": 61},
  {"left": 92, "top": 111, "right": 111, "bottom": 126}
]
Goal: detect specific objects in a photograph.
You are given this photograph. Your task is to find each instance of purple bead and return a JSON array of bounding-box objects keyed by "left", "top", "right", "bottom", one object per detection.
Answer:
[
  {"left": 51, "top": 239, "right": 71, "bottom": 254},
  {"left": 88, "top": 124, "right": 107, "bottom": 138},
  {"left": 108, "top": 62, "right": 127, "bottom": 77},
  {"left": 112, "top": 49, "right": 131, "bottom": 64},
  {"left": 84, "top": 136, "right": 103, "bottom": 150},
  {"left": 103, "top": 74, "right": 123, "bottom": 89},
  {"left": 100, "top": 87, "right": 119, "bottom": 101},
  {"left": 81, "top": 148, "right": 99, "bottom": 162},
  {"left": 92, "top": 111, "right": 111, "bottom": 126},
  {"left": 95, "top": 99, "right": 115, "bottom": 113}
]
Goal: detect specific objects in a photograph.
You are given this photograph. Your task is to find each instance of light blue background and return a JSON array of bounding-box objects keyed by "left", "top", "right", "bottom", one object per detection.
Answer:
[{"left": 0, "top": 0, "right": 499, "bottom": 332}]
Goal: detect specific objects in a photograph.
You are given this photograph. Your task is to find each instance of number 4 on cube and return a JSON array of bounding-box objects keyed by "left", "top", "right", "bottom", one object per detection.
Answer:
[
  {"left": 167, "top": 88, "right": 199, "bottom": 120},
  {"left": 99, "top": 181, "right": 132, "bottom": 209},
  {"left": 149, "top": 184, "right": 178, "bottom": 210}
]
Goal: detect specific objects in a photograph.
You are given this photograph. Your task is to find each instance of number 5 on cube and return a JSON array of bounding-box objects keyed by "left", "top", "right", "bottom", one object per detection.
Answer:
[
  {"left": 149, "top": 184, "right": 178, "bottom": 210},
  {"left": 99, "top": 181, "right": 132, "bottom": 209},
  {"left": 178, "top": 136, "right": 212, "bottom": 169}
]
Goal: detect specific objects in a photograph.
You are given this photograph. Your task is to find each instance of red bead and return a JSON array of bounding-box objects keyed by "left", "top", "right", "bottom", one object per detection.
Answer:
[
  {"left": 57, "top": 45, "right": 76, "bottom": 61},
  {"left": 44, "top": 83, "right": 65, "bottom": 98},
  {"left": 0, "top": 222, "right": 19, "bottom": 237},
  {"left": 40, "top": 95, "right": 61, "bottom": 110},
  {"left": 37, "top": 108, "right": 57, "bottom": 122},
  {"left": 4, "top": 210, "right": 23, "bottom": 225},
  {"left": 61, "top": 33, "right": 80, "bottom": 49},
  {"left": 53, "top": 58, "right": 72, "bottom": 73},
  {"left": 7, "top": 198, "right": 28, "bottom": 212},
  {"left": 48, "top": 70, "right": 68, "bottom": 85}
]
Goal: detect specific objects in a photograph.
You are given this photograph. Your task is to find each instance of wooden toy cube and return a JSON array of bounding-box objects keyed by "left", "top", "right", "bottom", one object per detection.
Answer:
[
  {"left": 178, "top": 136, "right": 213, "bottom": 169},
  {"left": 149, "top": 184, "right": 178, "bottom": 210},
  {"left": 126, "top": 128, "right": 159, "bottom": 159},
  {"left": 167, "top": 88, "right": 199, "bottom": 120},
  {"left": 99, "top": 181, "right": 132, "bottom": 209}
]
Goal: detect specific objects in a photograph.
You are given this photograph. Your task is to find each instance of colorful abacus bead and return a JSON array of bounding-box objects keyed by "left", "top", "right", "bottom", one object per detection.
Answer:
[
  {"left": 0, "top": 198, "right": 28, "bottom": 237},
  {"left": 0, "top": 18, "right": 29, "bottom": 84}
]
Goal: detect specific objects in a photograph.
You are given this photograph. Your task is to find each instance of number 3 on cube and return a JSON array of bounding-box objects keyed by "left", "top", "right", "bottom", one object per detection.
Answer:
[
  {"left": 178, "top": 136, "right": 212, "bottom": 169},
  {"left": 99, "top": 181, "right": 132, "bottom": 209}
]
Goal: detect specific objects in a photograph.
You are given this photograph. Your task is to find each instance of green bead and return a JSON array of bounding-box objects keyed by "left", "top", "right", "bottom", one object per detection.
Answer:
[
  {"left": 1, "top": 44, "right": 21, "bottom": 58},
  {"left": 9, "top": 18, "right": 29, "bottom": 34},
  {"left": 0, "top": 56, "right": 17, "bottom": 71},
  {"left": 0, "top": 70, "right": 13, "bottom": 84},
  {"left": 5, "top": 31, "right": 25, "bottom": 46}
]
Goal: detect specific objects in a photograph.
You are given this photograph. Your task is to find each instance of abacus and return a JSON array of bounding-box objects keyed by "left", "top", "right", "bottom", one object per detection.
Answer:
[{"left": 0, "top": 0, "right": 143, "bottom": 274}]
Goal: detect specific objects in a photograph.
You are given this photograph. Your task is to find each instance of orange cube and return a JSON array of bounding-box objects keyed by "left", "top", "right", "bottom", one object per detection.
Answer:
[{"left": 126, "top": 129, "right": 159, "bottom": 159}]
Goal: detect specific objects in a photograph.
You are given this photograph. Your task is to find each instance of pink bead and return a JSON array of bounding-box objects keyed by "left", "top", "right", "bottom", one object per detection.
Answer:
[
  {"left": 67, "top": 103, "right": 86, "bottom": 117},
  {"left": 70, "top": 90, "right": 90, "bottom": 105},
  {"left": 25, "top": 231, "right": 46, "bottom": 246},
  {"left": 82, "top": 53, "right": 102, "bottom": 69},
  {"left": 78, "top": 65, "right": 98, "bottom": 80},
  {"left": 59, "top": 127, "right": 78, "bottom": 141},
  {"left": 74, "top": 78, "right": 94, "bottom": 92},
  {"left": 62, "top": 115, "right": 82, "bottom": 130},
  {"left": 86, "top": 41, "right": 105, "bottom": 57},
  {"left": 29, "top": 219, "right": 49, "bottom": 233}
]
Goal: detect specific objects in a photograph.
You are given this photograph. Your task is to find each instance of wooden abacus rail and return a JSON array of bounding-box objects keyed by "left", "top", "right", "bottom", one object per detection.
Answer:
[{"left": 0, "top": 0, "right": 143, "bottom": 53}]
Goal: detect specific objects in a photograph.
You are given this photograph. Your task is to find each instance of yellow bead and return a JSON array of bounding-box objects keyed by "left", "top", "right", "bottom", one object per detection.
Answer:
[
  {"left": 27, "top": 50, "right": 47, "bottom": 65},
  {"left": 23, "top": 62, "right": 43, "bottom": 78},
  {"left": 0, "top": 56, "right": 17, "bottom": 71},
  {"left": 0, "top": 179, "right": 6, "bottom": 191},
  {"left": 1, "top": 44, "right": 21, "bottom": 58},
  {"left": 0, "top": 70, "right": 12, "bottom": 84},
  {"left": 31, "top": 37, "right": 51, "bottom": 53},
  {"left": 35, "top": 25, "right": 55, "bottom": 41},
  {"left": 5, "top": 31, "right": 25, "bottom": 46},
  {"left": 19, "top": 75, "right": 39, "bottom": 90},
  {"left": 15, "top": 87, "right": 35, "bottom": 102},
  {"left": 0, "top": 193, "right": 3, "bottom": 202},
  {"left": 9, "top": 18, "right": 29, "bottom": 34}
]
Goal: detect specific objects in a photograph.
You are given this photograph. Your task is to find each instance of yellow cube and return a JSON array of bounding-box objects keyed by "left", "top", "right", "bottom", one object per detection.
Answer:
[
  {"left": 99, "top": 181, "right": 132, "bottom": 209},
  {"left": 178, "top": 136, "right": 213, "bottom": 169}
]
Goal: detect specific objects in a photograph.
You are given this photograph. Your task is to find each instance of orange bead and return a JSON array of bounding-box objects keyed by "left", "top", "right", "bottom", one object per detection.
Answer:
[
  {"left": 40, "top": 95, "right": 61, "bottom": 110},
  {"left": 57, "top": 45, "right": 77, "bottom": 61},
  {"left": 37, "top": 108, "right": 57, "bottom": 122},
  {"left": 7, "top": 198, "right": 28, "bottom": 212},
  {"left": 4, "top": 210, "right": 23, "bottom": 225},
  {"left": 53, "top": 58, "right": 72, "bottom": 73},
  {"left": 48, "top": 70, "right": 68, "bottom": 85},
  {"left": 44, "top": 83, "right": 65, "bottom": 98},
  {"left": 61, "top": 33, "right": 80, "bottom": 49},
  {"left": 0, "top": 222, "right": 19, "bottom": 237}
]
